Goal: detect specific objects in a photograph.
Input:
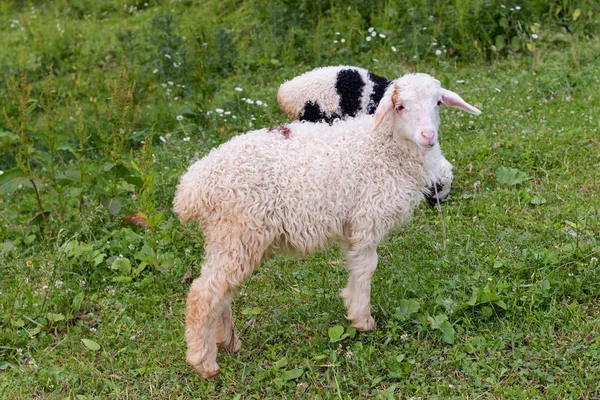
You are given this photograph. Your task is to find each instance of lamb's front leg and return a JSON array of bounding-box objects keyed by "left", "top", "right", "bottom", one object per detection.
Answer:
[
  {"left": 340, "top": 244, "right": 378, "bottom": 331},
  {"left": 424, "top": 155, "right": 454, "bottom": 206}
]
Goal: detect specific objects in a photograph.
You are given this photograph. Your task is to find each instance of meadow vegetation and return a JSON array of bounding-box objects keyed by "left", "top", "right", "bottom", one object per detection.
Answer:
[{"left": 1, "top": 0, "right": 599, "bottom": 398}]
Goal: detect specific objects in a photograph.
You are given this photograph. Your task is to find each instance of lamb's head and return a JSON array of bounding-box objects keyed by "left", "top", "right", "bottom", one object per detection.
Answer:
[{"left": 374, "top": 73, "right": 481, "bottom": 150}]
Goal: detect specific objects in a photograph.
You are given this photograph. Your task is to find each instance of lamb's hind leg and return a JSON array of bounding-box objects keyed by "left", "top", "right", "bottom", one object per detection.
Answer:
[
  {"left": 216, "top": 297, "right": 241, "bottom": 353},
  {"left": 186, "top": 233, "right": 269, "bottom": 378},
  {"left": 340, "top": 243, "right": 378, "bottom": 331},
  {"left": 185, "top": 267, "right": 231, "bottom": 378}
]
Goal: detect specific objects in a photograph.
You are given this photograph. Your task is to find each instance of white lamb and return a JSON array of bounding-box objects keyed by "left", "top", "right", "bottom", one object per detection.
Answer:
[
  {"left": 277, "top": 65, "right": 456, "bottom": 204},
  {"left": 173, "top": 73, "right": 481, "bottom": 378}
]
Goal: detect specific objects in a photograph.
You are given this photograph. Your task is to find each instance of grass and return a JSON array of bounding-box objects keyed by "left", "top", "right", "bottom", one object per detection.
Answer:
[{"left": 1, "top": 0, "right": 599, "bottom": 398}]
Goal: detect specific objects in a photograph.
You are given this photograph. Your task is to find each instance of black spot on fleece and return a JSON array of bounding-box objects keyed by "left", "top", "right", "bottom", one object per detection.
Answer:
[
  {"left": 299, "top": 101, "right": 340, "bottom": 125},
  {"left": 367, "top": 72, "right": 390, "bottom": 114},
  {"left": 336, "top": 69, "right": 365, "bottom": 118}
]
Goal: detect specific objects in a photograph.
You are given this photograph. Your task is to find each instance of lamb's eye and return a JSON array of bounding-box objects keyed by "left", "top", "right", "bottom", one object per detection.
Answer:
[
  {"left": 396, "top": 105, "right": 405, "bottom": 111},
  {"left": 437, "top": 100, "right": 442, "bottom": 106}
]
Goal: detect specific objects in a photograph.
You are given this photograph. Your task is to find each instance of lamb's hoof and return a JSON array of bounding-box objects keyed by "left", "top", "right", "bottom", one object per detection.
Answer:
[
  {"left": 201, "top": 366, "right": 221, "bottom": 379},
  {"left": 352, "top": 316, "right": 375, "bottom": 332},
  {"left": 187, "top": 351, "right": 221, "bottom": 379},
  {"left": 219, "top": 336, "right": 242, "bottom": 353},
  {"left": 424, "top": 183, "right": 450, "bottom": 207},
  {"left": 190, "top": 362, "right": 221, "bottom": 379}
]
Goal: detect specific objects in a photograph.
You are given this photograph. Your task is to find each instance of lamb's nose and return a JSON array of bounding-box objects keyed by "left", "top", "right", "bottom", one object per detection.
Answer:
[{"left": 420, "top": 129, "right": 436, "bottom": 143}]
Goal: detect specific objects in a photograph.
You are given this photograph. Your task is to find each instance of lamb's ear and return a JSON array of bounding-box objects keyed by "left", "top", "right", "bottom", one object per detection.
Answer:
[
  {"left": 441, "top": 89, "right": 482, "bottom": 115},
  {"left": 373, "top": 89, "right": 396, "bottom": 130}
]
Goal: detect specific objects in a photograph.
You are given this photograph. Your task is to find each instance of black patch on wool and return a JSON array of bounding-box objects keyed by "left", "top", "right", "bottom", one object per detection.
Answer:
[
  {"left": 299, "top": 101, "right": 324, "bottom": 122},
  {"left": 335, "top": 69, "right": 365, "bottom": 118},
  {"left": 299, "top": 101, "right": 340, "bottom": 125},
  {"left": 367, "top": 72, "right": 391, "bottom": 114},
  {"left": 423, "top": 182, "right": 448, "bottom": 207}
]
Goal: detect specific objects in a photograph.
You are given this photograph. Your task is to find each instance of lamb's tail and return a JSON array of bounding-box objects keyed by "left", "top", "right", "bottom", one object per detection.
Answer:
[{"left": 172, "top": 177, "right": 202, "bottom": 224}]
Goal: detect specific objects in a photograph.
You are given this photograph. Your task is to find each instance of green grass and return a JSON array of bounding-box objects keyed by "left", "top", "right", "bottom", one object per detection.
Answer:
[{"left": 1, "top": 0, "right": 600, "bottom": 398}]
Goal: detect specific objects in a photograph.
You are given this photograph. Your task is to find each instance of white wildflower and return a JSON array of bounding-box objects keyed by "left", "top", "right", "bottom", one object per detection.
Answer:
[
  {"left": 79, "top": 280, "right": 86, "bottom": 287},
  {"left": 366, "top": 36, "right": 372, "bottom": 42},
  {"left": 435, "top": 49, "right": 442, "bottom": 56},
  {"left": 167, "top": 81, "right": 174, "bottom": 86},
  {"left": 256, "top": 100, "right": 263, "bottom": 106},
  {"left": 334, "top": 40, "right": 338, "bottom": 44},
  {"left": 391, "top": 46, "right": 397, "bottom": 52},
  {"left": 379, "top": 33, "right": 386, "bottom": 38},
  {"left": 215, "top": 108, "right": 224, "bottom": 114},
  {"left": 234, "top": 87, "right": 243, "bottom": 92},
  {"left": 128, "top": 244, "right": 135, "bottom": 250},
  {"left": 165, "top": 54, "right": 171, "bottom": 59},
  {"left": 152, "top": 69, "right": 159, "bottom": 74},
  {"left": 341, "top": 38, "right": 346, "bottom": 43},
  {"left": 16, "top": 348, "right": 23, "bottom": 356},
  {"left": 183, "top": 137, "right": 191, "bottom": 142},
  {"left": 515, "top": 5, "right": 521, "bottom": 10},
  {"left": 246, "top": 99, "right": 254, "bottom": 104},
  {"left": 371, "top": 31, "right": 377, "bottom": 37},
  {"left": 55, "top": 280, "right": 64, "bottom": 289},
  {"left": 335, "top": 32, "right": 340, "bottom": 35},
  {"left": 531, "top": 34, "right": 538, "bottom": 40},
  {"left": 176, "top": 115, "right": 184, "bottom": 121},
  {"left": 368, "top": 27, "right": 374, "bottom": 32}
]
